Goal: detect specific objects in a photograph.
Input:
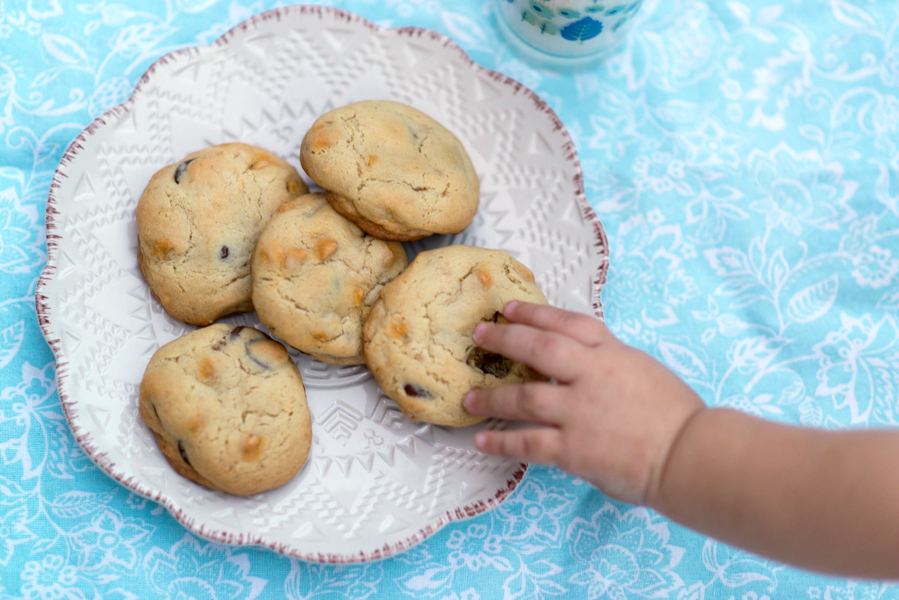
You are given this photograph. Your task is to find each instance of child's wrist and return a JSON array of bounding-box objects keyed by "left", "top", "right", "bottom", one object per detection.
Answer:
[{"left": 645, "top": 404, "right": 710, "bottom": 508}]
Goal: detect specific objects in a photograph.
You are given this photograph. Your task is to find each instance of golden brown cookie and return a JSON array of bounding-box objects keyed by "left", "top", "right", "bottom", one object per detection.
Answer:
[
  {"left": 252, "top": 192, "right": 408, "bottom": 365},
  {"left": 300, "top": 100, "right": 479, "bottom": 241},
  {"left": 139, "top": 324, "right": 312, "bottom": 495},
  {"left": 136, "top": 143, "right": 307, "bottom": 325},
  {"left": 363, "top": 245, "right": 547, "bottom": 427}
]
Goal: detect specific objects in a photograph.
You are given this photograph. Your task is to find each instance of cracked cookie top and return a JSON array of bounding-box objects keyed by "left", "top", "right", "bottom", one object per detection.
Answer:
[
  {"left": 299, "top": 100, "right": 479, "bottom": 241},
  {"left": 136, "top": 142, "right": 308, "bottom": 325},
  {"left": 363, "top": 245, "right": 547, "bottom": 427},
  {"left": 252, "top": 192, "right": 408, "bottom": 365},
  {"left": 139, "top": 323, "right": 312, "bottom": 496}
]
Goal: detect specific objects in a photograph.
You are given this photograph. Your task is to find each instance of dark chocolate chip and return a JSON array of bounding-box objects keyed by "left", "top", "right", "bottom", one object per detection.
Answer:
[
  {"left": 247, "top": 354, "right": 270, "bottom": 370},
  {"left": 403, "top": 384, "right": 432, "bottom": 399},
  {"left": 173, "top": 158, "right": 195, "bottom": 184},
  {"left": 177, "top": 441, "right": 191, "bottom": 467},
  {"left": 245, "top": 340, "right": 272, "bottom": 370},
  {"left": 467, "top": 347, "right": 514, "bottom": 379},
  {"left": 229, "top": 326, "right": 246, "bottom": 340},
  {"left": 220, "top": 246, "right": 229, "bottom": 260}
]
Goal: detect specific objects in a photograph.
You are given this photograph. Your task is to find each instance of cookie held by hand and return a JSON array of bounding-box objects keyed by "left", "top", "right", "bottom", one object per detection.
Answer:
[
  {"left": 252, "top": 192, "right": 408, "bottom": 365},
  {"left": 300, "top": 100, "right": 479, "bottom": 241},
  {"left": 363, "top": 245, "right": 547, "bottom": 427},
  {"left": 136, "top": 143, "right": 307, "bottom": 325},
  {"left": 139, "top": 324, "right": 312, "bottom": 496}
]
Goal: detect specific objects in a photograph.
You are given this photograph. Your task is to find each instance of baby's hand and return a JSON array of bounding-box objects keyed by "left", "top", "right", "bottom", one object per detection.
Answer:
[{"left": 463, "top": 301, "right": 705, "bottom": 506}]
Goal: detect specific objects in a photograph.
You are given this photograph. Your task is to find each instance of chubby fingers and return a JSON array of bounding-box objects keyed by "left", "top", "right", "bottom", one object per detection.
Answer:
[
  {"left": 474, "top": 427, "right": 563, "bottom": 465},
  {"left": 464, "top": 383, "right": 565, "bottom": 425},
  {"left": 473, "top": 321, "right": 582, "bottom": 382},
  {"left": 504, "top": 301, "right": 610, "bottom": 347}
]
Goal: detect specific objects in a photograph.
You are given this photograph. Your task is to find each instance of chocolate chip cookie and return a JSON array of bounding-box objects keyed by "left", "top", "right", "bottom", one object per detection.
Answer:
[
  {"left": 363, "top": 245, "right": 547, "bottom": 427},
  {"left": 139, "top": 324, "right": 312, "bottom": 495},
  {"left": 136, "top": 143, "right": 307, "bottom": 325},
  {"left": 252, "top": 192, "right": 408, "bottom": 365},
  {"left": 300, "top": 100, "right": 479, "bottom": 241}
]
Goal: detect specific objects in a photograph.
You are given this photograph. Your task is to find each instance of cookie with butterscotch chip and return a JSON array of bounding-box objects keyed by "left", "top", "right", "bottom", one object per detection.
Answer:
[
  {"left": 363, "top": 245, "right": 547, "bottom": 427},
  {"left": 139, "top": 324, "right": 312, "bottom": 496},
  {"left": 136, "top": 143, "right": 307, "bottom": 325},
  {"left": 300, "top": 101, "right": 479, "bottom": 241},
  {"left": 252, "top": 192, "right": 408, "bottom": 365}
]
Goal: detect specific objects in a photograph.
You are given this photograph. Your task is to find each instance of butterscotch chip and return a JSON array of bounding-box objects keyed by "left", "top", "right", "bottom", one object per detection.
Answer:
[
  {"left": 283, "top": 248, "right": 307, "bottom": 270},
  {"left": 139, "top": 324, "right": 312, "bottom": 496},
  {"left": 389, "top": 320, "right": 408, "bottom": 339},
  {"left": 314, "top": 238, "right": 338, "bottom": 261},
  {"left": 514, "top": 262, "right": 536, "bottom": 282},
  {"left": 363, "top": 245, "right": 547, "bottom": 427},
  {"left": 136, "top": 143, "right": 308, "bottom": 325},
  {"left": 252, "top": 192, "right": 408, "bottom": 365},
  {"left": 300, "top": 100, "right": 480, "bottom": 241}
]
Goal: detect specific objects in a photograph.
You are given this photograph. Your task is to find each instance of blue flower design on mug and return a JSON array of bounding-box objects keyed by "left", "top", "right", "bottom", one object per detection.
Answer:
[
  {"left": 496, "top": 0, "right": 644, "bottom": 59},
  {"left": 561, "top": 17, "right": 603, "bottom": 42}
]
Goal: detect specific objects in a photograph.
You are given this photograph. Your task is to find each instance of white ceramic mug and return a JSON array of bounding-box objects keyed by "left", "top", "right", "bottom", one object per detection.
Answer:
[{"left": 494, "top": 0, "right": 644, "bottom": 69}]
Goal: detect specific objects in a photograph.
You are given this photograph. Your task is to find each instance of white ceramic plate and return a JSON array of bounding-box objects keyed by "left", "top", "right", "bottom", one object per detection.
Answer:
[{"left": 37, "top": 6, "right": 608, "bottom": 563}]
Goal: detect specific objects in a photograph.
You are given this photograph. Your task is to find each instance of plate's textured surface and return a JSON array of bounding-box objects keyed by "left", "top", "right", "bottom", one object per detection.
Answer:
[{"left": 37, "top": 7, "right": 607, "bottom": 562}]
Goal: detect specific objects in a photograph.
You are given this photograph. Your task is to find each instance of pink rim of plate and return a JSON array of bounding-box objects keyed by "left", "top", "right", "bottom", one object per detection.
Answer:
[{"left": 35, "top": 5, "right": 610, "bottom": 563}]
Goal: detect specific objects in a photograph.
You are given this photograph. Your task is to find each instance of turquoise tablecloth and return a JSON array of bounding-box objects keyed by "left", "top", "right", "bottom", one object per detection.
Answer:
[{"left": 3, "top": 0, "right": 899, "bottom": 598}]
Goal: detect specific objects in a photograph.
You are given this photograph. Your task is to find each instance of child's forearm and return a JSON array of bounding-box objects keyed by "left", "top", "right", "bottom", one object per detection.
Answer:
[{"left": 650, "top": 407, "right": 899, "bottom": 578}]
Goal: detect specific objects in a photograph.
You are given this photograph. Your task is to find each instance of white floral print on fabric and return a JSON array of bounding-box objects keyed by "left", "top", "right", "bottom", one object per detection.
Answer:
[
  {"left": 71, "top": 510, "right": 153, "bottom": 572},
  {"left": 20, "top": 555, "right": 82, "bottom": 600},
  {"left": 497, "top": 479, "right": 576, "bottom": 544},
  {"left": 143, "top": 535, "right": 266, "bottom": 599},
  {"left": 0, "top": 195, "right": 45, "bottom": 275},
  {"left": 567, "top": 504, "right": 684, "bottom": 600}
]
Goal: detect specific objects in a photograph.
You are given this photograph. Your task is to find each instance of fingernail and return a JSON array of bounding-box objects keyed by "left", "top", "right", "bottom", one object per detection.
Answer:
[
  {"left": 505, "top": 300, "right": 519, "bottom": 315},
  {"left": 472, "top": 322, "right": 487, "bottom": 342},
  {"left": 474, "top": 431, "right": 488, "bottom": 450},
  {"left": 463, "top": 391, "right": 475, "bottom": 410}
]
